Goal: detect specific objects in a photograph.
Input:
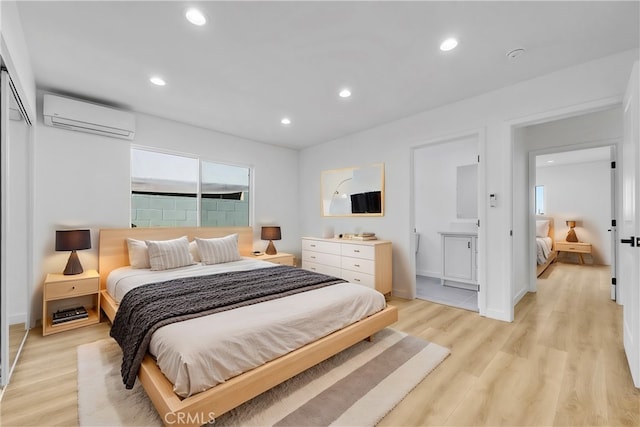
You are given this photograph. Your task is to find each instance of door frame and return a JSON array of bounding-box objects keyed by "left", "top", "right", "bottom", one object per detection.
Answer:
[
  {"left": 409, "top": 127, "right": 487, "bottom": 316},
  {"left": 506, "top": 95, "right": 623, "bottom": 321},
  {"left": 526, "top": 139, "right": 620, "bottom": 294}
]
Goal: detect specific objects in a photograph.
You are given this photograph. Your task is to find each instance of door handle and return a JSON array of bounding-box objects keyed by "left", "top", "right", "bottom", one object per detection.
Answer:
[{"left": 621, "top": 236, "right": 636, "bottom": 247}]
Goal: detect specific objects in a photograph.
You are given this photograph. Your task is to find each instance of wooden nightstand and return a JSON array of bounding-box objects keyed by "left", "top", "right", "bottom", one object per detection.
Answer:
[
  {"left": 42, "top": 269, "right": 100, "bottom": 336},
  {"left": 555, "top": 241, "right": 592, "bottom": 264},
  {"left": 255, "top": 252, "right": 296, "bottom": 266}
]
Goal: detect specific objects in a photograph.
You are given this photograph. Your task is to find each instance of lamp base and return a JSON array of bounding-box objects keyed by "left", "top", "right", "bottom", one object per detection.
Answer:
[
  {"left": 566, "top": 228, "right": 579, "bottom": 242},
  {"left": 63, "top": 250, "right": 84, "bottom": 275},
  {"left": 265, "top": 240, "right": 278, "bottom": 255}
]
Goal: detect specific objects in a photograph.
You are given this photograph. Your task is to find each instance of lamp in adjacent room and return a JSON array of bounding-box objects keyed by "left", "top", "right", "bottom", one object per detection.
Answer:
[
  {"left": 261, "top": 226, "right": 281, "bottom": 255},
  {"left": 565, "top": 220, "right": 579, "bottom": 242},
  {"left": 56, "top": 229, "right": 91, "bottom": 275}
]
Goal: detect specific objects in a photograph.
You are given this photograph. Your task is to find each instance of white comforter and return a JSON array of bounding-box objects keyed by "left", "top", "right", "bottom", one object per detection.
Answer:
[
  {"left": 536, "top": 237, "right": 553, "bottom": 264},
  {"left": 107, "top": 259, "right": 386, "bottom": 397}
]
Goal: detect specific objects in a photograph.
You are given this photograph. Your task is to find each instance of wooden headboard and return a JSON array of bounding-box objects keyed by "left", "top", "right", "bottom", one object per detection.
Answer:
[{"left": 98, "top": 226, "right": 253, "bottom": 290}]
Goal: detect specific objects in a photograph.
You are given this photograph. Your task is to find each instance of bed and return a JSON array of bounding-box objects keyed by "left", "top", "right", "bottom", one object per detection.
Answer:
[
  {"left": 98, "top": 226, "right": 398, "bottom": 426},
  {"left": 535, "top": 216, "right": 557, "bottom": 276}
]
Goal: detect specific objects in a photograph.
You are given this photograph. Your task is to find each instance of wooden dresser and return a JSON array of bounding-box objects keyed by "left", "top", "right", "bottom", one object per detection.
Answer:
[{"left": 301, "top": 237, "right": 392, "bottom": 295}]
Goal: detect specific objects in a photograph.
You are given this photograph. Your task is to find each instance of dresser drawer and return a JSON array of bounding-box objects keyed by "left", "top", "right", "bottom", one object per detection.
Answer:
[
  {"left": 341, "top": 243, "right": 375, "bottom": 260},
  {"left": 302, "top": 261, "right": 342, "bottom": 278},
  {"left": 341, "top": 256, "right": 375, "bottom": 274},
  {"left": 341, "top": 270, "right": 375, "bottom": 289},
  {"left": 302, "top": 239, "right": 341, "bottom": 255},
  {"left": 302, "top": 251, "right": 341, "bottom": 268},
  {"left": 555, "top": 242, "right": 591, "bottom": 253},
  {"left": 45, "top": 277, "right": 99, "bottom": 300}
]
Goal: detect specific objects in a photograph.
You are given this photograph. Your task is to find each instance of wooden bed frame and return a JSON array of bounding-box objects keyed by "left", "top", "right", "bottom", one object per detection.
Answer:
[
  {"left": 536, "top": 216, "right": 557, "bottom": 277},
  {"left": 98, "top": 226, "right": 398, "bottom": 427}
]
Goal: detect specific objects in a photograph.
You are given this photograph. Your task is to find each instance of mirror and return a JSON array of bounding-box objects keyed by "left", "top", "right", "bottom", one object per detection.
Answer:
[
  {"left": 456, "top": 164, "right": 478, "bottom": 219},
  {"left": 321, "top": 164, "right": 384, "bottom": 217},
  {"left": 1, "top": 70, "right": 31, "bottom": 387}
]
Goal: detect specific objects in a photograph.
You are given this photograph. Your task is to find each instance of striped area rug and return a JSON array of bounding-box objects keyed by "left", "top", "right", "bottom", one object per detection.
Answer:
[{"left": 77, "top": 329, "right": 449, "bottom": 426}]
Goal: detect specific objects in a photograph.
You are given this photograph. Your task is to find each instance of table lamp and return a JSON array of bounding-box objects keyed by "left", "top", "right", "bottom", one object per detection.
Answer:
[
  {"left": 261, "top": 226, "right": 281, "bottom": 255},
  {"left": 565, "top": 220, "right": 578, "bottom": 242},
  {"left": 56, "top": 229, "right": 91, "bottom": 275}
]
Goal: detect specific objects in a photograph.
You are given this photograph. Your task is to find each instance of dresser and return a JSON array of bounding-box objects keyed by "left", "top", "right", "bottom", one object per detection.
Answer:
[
  {"left": 440, "top": 231, "right": 478, "bottom": 291},
  {"left": 301, "top": 237, "right": 392, "bottom": 295}
]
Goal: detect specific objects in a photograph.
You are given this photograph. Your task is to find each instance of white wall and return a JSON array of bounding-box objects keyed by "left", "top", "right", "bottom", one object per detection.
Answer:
[
  {"left": 31, "top": 99, "right": 299, "bottom": 323},
  {"left": 0, "top": 0, "right": 36, "bottom": 121},
  {"left": 414, "top": 136, "right": 477, "bottom": 277},
  {"left": 537, "top": 161, "right": 611, "bottom": 265},
  {"left": 299, "top": 49, "right": 638, "bottom": 321}
]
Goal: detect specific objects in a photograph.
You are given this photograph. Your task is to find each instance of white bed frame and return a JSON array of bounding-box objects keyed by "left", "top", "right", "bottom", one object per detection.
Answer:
[{"left": 98, "top": 226, "right": 398, "bottom": 426}]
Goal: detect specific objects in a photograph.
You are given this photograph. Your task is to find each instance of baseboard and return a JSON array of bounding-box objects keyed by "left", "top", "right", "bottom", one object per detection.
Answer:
[
  {"left": 9, "top": 313, "right": 26, "bottom": 325},
  {"left": 416, "top": 269, "right": 440, "bottom": 278},
  {"left": 513, "top": 287, "right": 528, "bottom": 305},
  {"left": 485, "top": 308, "right": 511, "bottom": 322},
  {"left": 392, "top": 288, "right": 413, "bottom": 299}
]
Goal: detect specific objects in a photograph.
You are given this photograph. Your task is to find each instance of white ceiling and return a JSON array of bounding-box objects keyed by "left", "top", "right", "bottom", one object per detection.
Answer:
[
  {"left": 16, "top": 1, "right": 640, "bottom": 149},
  {"left": 536, "top": 146, "right": 611, "bottom": 168}
]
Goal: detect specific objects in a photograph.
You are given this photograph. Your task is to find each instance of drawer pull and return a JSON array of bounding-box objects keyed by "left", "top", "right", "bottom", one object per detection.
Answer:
[
  {"left": 354, "top": 278, "right": 361, "bottom": 282},
  {"left": 72, "top": 286, "right": 75, "bottom": 290},
  {"left": 310, "top": 244, "right": 316, "bottom": 247},
  {"left": 310, "top": 256, "right": 316, "bottom": 259},
  {"left": 353, "top": 249, "right": 360, "bottom": 253},
  {"left": 354, "top": 264, "right": 360, "bottom": 267},
  {"left": 311, "top": 267, "right": 316, "bottom": 271}
]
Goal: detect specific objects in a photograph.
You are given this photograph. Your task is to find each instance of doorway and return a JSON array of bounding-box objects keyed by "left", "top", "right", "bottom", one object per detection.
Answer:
[
  {"left": 412, "top": 134, "right": 480, "bottom": 312},
  {"left": 533, "top": 146, "right": 615, "bottom": 282},
  {"left": 511, "top": 106, "right": 622, "bottom": 307}
]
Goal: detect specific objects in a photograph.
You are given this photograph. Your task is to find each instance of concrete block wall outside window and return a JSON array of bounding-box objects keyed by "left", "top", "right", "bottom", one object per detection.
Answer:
[{"left": 131, "top": 193, "right": 249, "bottom": 227}]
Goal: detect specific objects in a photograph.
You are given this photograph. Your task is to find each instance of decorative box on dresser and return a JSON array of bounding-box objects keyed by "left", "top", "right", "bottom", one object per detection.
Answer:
[
  {"left": 301, "top": 237, "right": 392, "bottom": 295},
  {"left": 42, "top": 269, "right": 100, "bottom": 336}
]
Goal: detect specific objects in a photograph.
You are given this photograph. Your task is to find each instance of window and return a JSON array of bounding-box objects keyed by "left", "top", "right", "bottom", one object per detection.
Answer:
[
  {"left": 131, "top": 148, "right": 250, "bottom": 227},
  {"left": 535, "top": 185, "right": 545, "bottom": 214}
]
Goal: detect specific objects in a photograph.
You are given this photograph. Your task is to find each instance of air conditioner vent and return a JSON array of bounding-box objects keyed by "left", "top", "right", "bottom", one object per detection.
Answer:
[{"left": 43, "top": 94, "right": 135, "bottom": 140}]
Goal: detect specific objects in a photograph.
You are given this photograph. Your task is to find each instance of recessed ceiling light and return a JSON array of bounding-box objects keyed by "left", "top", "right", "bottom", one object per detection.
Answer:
[
  {"left": 546, "top": 160, "right": 555, "bottom": 163},
  {"left": 150, "top": 76, "right": 166, "bottom": 86},
  {"left": 185, "top": 8, "right": 207, "bottom": 26},
  {"left": 439, "top": 38, "right": 458, "bottom": 52},
  {"left": 339, "top": 88, "right": 352, "bottom": 98},
  {"left": 281, "top": 117, "right": 291, "bottom": 125}
]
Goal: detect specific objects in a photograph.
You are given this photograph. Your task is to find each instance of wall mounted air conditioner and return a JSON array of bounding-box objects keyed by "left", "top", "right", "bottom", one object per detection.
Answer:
[{"left": 43, "top": 94, "right": 135, "bottom": 140}]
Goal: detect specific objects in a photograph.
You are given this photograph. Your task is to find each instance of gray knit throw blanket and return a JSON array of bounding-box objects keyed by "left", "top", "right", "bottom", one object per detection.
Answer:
[{"left": 110, "top": 265, "right": 346, "bottom": 389}]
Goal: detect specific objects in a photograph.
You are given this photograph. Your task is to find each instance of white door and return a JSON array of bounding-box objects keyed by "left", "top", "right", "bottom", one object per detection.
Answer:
[{"left": 620, "top": 61, "right": 640, "bottom": 388}]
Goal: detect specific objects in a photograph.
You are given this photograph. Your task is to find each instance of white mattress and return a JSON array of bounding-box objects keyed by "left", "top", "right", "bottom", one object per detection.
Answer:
[
  {"left": 536, "top": 236, "right": 553, "bottom": 264},
  {"left": 107, "top": 260, "right": 386, "bottom": 398}
]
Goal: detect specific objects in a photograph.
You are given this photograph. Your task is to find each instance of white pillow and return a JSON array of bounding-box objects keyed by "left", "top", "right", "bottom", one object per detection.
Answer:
[
  {"left": 196, "top": 234, "right": 242, "bottom": 265},
  {"left": 189, "top": 240, "right": 201, "bottom": 263},
  {"left": 126, "top": 238, "right": 150, "bottom": 269},
  {"left": 145, "top": 236, "right": 195, "bottom": 271},
  {"left": 536, "top": 220, "right": 550, "bottom": 238}
]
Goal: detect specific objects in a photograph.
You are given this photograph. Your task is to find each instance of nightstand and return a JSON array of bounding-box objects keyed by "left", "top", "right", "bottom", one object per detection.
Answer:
[
  {"left": 42, "top": 269, "right": 100, "bottom": 336},
  {"left": 256, "top": 252, "right": 296, "bottom": 266},
  {"left": 555, "top": 241, "right": 592, "bottom": 264}
]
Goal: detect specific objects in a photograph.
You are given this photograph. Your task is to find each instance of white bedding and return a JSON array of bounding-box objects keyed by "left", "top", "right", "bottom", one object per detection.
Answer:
[
  {"left": 536, "top": 236, "right": 553, "bottom": 264},
  {"left": 107, "top": 260, "right": 386, "bottom": 397}
]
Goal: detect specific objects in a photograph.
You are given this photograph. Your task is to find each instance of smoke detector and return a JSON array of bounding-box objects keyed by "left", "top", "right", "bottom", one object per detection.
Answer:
[{"left": 506, "top": 48, "right": 526, "bottom": 60}]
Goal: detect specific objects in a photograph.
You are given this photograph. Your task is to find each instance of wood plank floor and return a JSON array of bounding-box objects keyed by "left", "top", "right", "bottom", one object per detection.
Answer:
[{"left": 1, "top": 262, "right": 638, "bottom": 426}]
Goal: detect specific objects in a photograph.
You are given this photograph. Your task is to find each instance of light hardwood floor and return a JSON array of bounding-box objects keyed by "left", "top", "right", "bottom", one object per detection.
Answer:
[{"left": 1, "top": 262, "right": 638, "bottom": 426}]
